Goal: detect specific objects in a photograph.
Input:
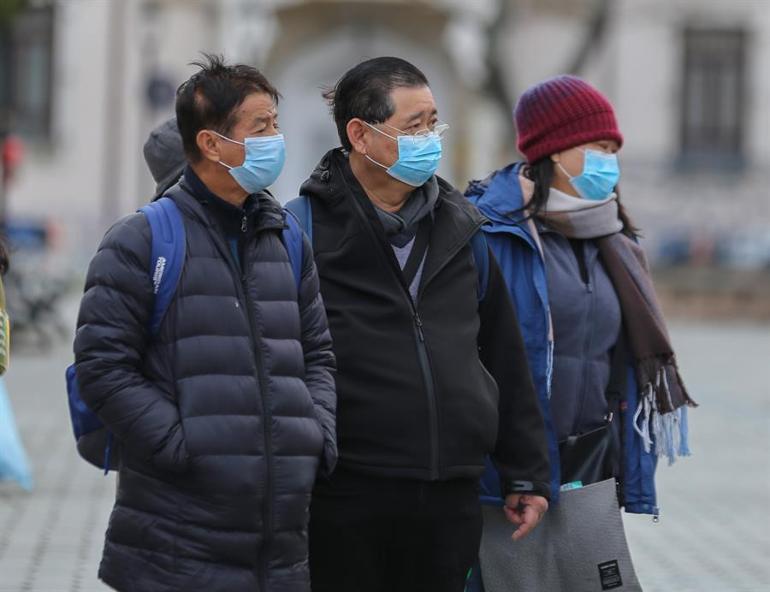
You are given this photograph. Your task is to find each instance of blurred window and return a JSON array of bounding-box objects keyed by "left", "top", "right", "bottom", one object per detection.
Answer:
[
  {"left": 680, "top": 28, "right": 747, "bottom": 169},
  {"left": 0, "top": 3, "right": 55, "bottom": 141}
]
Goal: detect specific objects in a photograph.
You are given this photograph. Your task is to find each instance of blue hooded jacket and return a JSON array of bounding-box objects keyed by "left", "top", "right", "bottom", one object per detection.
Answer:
[{"left": 466, "top": 162, "right": 658, "bottom": 515}]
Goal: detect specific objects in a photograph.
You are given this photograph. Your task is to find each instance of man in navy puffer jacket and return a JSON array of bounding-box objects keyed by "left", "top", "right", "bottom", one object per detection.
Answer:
[{"left": 73, "top": 54, "right": 336, "bottom": 592}]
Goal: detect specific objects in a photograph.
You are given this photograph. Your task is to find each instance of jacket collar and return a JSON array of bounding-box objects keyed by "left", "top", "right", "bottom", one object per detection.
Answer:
[
  {"left": 301, "top": 148, "right": 485, "bottom": 230},
  {"left": 465, "top": 161, "right": 530, "bottom": 228},
  {"left": 164, "top": 168, "right": 286, "bottom": 234},
  {"left": 465, "top": 161, "right": 549, "bottom": 257},
  {"left": 301, "top": 148, "right": 487, "bottom": 287}
]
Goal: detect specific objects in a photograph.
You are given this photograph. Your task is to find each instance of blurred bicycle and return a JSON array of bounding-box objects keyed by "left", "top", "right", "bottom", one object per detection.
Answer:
[{"left": 3, "top": 219, "right": 74, "bottom": 350}]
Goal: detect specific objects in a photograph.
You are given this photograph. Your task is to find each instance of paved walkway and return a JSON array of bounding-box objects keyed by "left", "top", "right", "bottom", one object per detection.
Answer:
[
  {"left": 1, "top": 320, "right": 768, "bottom": 591},
  {"left": 621, "top": 322, "right": 770, "bottom": 592}
]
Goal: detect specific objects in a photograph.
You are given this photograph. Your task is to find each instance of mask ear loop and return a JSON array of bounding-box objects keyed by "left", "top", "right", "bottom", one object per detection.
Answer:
[
  {"left": 556, "top": 161, "right": 575, "bottom": 180},
  {"left": 363, "top": 122, "right": 398, "bottom": 171},
  {"left": 364, "top": 121, "right": 398, "bottom": 142},
  {"left": 365, "top": 155, "right": 390, "bottom": 171},
  {"left": 210, "top": 130, "right": 245, "bottom": 146},
  {"left": 209, "top": 130, "right": 242, "bottom": 171},
  {"left": 556, "top": 144, "right": 594, "bottom": 180}
]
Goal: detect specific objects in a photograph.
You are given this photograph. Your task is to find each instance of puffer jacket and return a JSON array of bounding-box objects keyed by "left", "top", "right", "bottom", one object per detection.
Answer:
[
  {"left": 539, "top": 227, "right": 623, "bottom": 442},
  {"left": 74, "top": 184, "right": 336, "bottom": 592},
  {"left": 466, "top": 162, "right": 658, "bottom": 515}
]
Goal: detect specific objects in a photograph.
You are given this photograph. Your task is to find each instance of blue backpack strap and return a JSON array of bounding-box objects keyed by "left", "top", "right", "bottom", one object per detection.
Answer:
[
  {"left": 285, "top": 195, "right": 312, "bottom": 243},
  {"left": 471, "top": 230, "right": 490, "bottom": 302},
  {"left": 282, "top": 210, "right": 304, "bottom": 292},
  {"left": 139, "top": 197, "right": 186, "bottom": 335},
  {"left": 67, "top": 196, "right": 186, "bottom": 474},
  {"left": 283, "top": 195, "right": 312, "bottom": 293}
]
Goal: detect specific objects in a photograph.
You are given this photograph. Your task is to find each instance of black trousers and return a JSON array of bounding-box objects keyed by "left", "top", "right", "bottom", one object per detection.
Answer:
[{"left": 309, "top": 469, "right": 483, "bottom": 592}]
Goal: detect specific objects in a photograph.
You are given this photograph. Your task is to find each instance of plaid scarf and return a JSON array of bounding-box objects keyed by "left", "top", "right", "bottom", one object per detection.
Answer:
[{"left": 536, "top": 188, "right": 696, "bottom": 465}]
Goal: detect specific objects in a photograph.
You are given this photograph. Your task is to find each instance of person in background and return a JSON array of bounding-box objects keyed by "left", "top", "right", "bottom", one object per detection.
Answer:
[
  {"left": 143, "top": 116, "right": 186, "bottom": 199},
  {"left": 0, "top": 236, "right": 34, "bottom": 492},
  {"left": 0, "top": 237, "right": 9, "bottom": 371}
]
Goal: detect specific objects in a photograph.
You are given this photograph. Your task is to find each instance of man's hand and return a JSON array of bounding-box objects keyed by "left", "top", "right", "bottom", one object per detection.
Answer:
[{"left": 503, "top": 494, "right": 549, "bottom": 541}]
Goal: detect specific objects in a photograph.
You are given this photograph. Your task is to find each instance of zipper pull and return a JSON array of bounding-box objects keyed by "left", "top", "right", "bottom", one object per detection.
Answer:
[
  {"left": 414, "top": 313, "right": 425, "bottom": 342},
  {"left": 241, "top": 215, "right": 248, "bottom": 233}
]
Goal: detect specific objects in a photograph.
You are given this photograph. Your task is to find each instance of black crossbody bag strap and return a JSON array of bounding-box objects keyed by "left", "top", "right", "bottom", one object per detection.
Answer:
[
  {"left": 400, "top": 217, "right": 433, "bottom": 288},
  {"left": 605, "top": 327, "right": 628, "bottom": 419},
  {"left": 606, "top": 327, "right": 629, "bottom": 503},
  {"left": 558, "top": 326, "right": 629, "bottom": 489}
]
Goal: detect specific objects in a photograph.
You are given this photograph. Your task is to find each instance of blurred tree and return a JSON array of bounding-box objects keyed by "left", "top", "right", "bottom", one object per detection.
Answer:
[
  {"left": 566, "top": 0, "right": 612, "bottom": 75},
  {"left": 483, "top": 0, "right": 612, "bottom": 155},
  {"left": 0, "top": 0, "right": 28, "bottom": 25}
]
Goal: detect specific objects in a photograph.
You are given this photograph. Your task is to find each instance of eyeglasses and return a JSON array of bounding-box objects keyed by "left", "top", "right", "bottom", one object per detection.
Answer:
[{"left": 367, "top": 120, "right": 450, "bottom": 142}]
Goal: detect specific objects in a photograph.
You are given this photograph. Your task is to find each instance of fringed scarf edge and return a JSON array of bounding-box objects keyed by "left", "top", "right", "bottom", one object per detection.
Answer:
[{"left": 633, "top": 358, "right": 697, "bottom": 466}]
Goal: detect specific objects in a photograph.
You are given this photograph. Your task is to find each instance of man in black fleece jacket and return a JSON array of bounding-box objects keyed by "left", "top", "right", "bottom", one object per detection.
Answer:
[{"left": 301, "top": 57, "right": 550, "bottom": 592}]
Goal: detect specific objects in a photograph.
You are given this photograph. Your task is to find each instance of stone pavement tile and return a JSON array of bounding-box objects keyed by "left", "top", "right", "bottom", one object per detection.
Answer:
[
  {"left": 622, "top": 323, "right": 770, "bottom": 592},
  {"left": 1, "top": 339, "right": 116, "bottom": 592}
]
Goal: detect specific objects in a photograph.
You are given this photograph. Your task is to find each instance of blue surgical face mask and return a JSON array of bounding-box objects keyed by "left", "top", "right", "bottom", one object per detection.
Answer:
[
  {"left": 364, "top": 122, "right": 443, "bottom": 187},
  {"left": 559, "top": 149, "right": 620, "bottom": 201},
  {"left": 214, "top": 132, "right": 285, "bottom": 194}
]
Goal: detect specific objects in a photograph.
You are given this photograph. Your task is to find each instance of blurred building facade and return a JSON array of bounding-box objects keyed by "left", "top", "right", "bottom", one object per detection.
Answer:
[{"left": 1, "top": 0, "right": 769, "bottom": 266}]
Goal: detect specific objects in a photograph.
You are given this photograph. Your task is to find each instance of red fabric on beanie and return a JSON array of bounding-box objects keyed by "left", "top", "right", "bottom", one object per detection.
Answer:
[{"left": 514, "top": 75, "right": 623, "bottom": 163}]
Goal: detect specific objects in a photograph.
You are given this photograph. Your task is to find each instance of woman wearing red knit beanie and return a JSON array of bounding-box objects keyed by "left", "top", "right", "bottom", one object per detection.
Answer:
[{"left": 465, "top": 75, "right": 696, "bottom": 592}]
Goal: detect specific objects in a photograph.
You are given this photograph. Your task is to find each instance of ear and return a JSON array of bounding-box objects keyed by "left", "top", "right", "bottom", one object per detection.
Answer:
[
  {"left": 196, "top": 130, "right": 222, "bottom": 163},
  {"left": 550, "top": 152, "right": 561, "bottom": 164},
  {"left": 346, "top": 119, "right": 370, "bottom": 155}
]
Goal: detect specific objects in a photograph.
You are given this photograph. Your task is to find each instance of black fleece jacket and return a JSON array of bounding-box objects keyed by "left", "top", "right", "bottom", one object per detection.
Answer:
[{"left": 301, "top": 149, "right": 551, "bottom": 499}]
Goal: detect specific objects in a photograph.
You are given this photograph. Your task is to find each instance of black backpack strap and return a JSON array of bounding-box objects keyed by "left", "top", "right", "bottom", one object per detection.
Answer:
[
  {"left": 605, "top": 327, "right": 628, "bottom": 417},
  {"left": 606, "top": 327, "right": 629, "bottom": 501},
  {"left": 400, "top": 217, "right": 432, "bottom": 288}
]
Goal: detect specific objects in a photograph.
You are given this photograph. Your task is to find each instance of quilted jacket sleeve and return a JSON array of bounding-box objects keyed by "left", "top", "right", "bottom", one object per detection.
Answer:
[
  {"left": 297, "top": 233, "right": 337, "bottom": 477},
  {"left": 73, "top": 213, "right": 189, "bottom": 473}
]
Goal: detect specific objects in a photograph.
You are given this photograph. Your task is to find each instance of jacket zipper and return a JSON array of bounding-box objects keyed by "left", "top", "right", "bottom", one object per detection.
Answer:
[
  {"left": 236, "top": 226, "right": 274, "bottom": 591},
  {"left": 241, "top": 268, "right": 274, "bottom": 592},
  {"left": 409, "top": 220, "right": 487, "bottom": 480},
  {"left": 346, "top": 191, "right": 449, "bottom": 480},
  {"left": 413, "top": 223, "right": 483, "bottom": 480},
  {"left": 411, "top": 307, "right": 439, "bottom": 480},
  {"left": 574, "top": 246, "right": 595, "bottom": 433},
  {"left": 506, "top": 225, "right": 553, "bottom": 394},
  {"left": 200, "top": 218, "right": 274, "bottom": 590},
  {"left": 385, "top": 249, "right": 440, "bottom": 480}
]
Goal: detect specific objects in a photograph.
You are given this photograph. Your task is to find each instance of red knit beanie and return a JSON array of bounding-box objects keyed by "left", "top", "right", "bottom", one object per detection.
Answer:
[{"left": 514, "top": 75, "right": 623, "bottom": 163}]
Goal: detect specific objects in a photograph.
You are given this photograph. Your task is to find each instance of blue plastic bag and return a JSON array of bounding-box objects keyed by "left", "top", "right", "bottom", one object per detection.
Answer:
[{"left": 0, "top": 377, "right": 33, "bottom": 490}]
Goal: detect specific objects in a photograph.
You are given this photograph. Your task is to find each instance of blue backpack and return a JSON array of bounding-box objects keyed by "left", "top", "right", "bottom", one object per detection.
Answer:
[
  {"left": 284, "top": 195, "right": 490, "bottom": 300},
  {"left": 66, "top": 197, "right": 305, "bottom": 472}
]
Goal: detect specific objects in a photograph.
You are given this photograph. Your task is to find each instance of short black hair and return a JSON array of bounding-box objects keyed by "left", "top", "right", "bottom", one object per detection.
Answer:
[
  {"left": 323, "top": 57, "right": 429, "bottom": 151},
  {"left": 176, "top": 53, "right": 280, "bottom": 162}
]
